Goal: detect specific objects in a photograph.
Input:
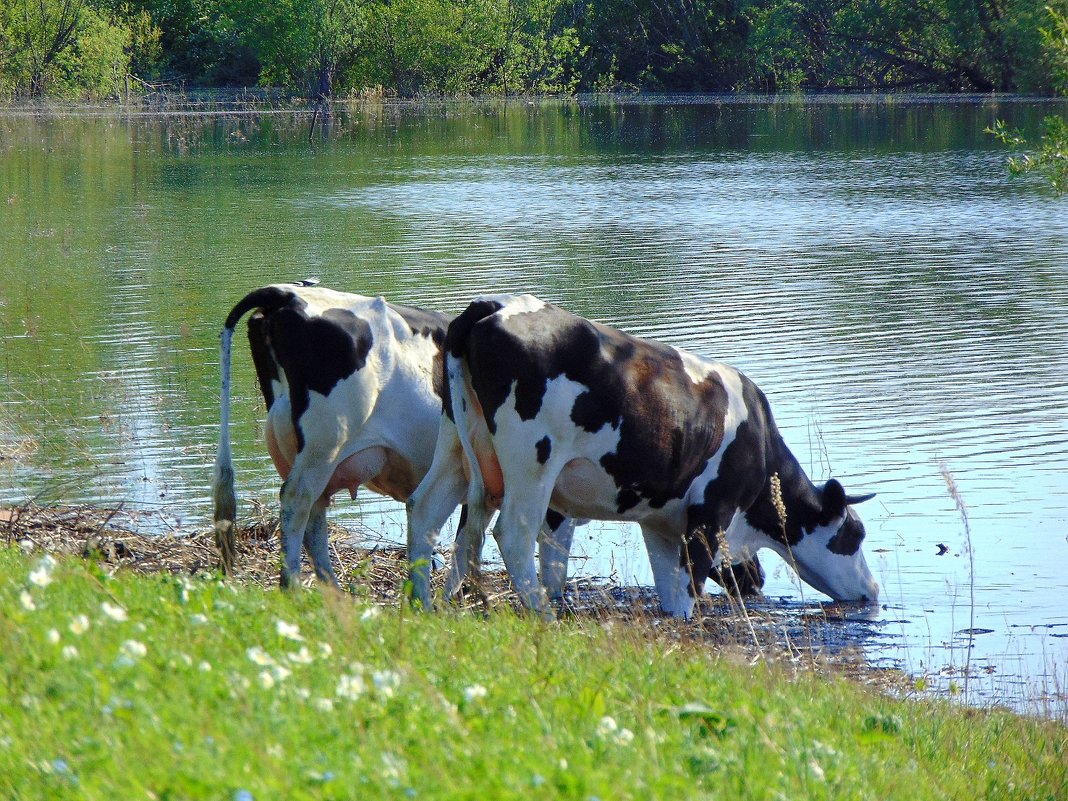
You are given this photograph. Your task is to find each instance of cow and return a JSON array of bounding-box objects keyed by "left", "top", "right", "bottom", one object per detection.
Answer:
[
  {"left": 406, "top": 294, "right": 878, "bottom": 619},
  {"left": 211, "top": 284, "right": 452, "bottom": 588}
]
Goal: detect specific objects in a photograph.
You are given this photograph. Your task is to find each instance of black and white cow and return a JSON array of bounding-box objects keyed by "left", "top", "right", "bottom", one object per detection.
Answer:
[
  {"left": 211, "top": 284, "right": 453, "bottom": 587},
  {"left": 406, "top": 294, "right": 878, "bottom": 618}
]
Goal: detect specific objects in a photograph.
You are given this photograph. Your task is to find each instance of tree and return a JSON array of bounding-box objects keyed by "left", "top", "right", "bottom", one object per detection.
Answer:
[{"left": 227, "top": 0, "right": 366, "bottom": 98}]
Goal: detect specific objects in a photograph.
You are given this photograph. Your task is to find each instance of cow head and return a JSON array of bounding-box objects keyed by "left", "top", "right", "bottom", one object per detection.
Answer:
[{"left": 785, "top": 479, "right": 879, "bottom": 603}]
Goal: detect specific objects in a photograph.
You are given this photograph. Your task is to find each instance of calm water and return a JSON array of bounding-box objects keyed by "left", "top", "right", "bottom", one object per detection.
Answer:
[{"left": 2, "top": 97, "right": 1066, "bottom": 713}]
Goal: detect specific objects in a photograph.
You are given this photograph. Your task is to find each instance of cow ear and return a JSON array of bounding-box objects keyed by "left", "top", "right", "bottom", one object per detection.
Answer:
[{"left": 821, "top": 479, "right": 847, "bottom": 518}]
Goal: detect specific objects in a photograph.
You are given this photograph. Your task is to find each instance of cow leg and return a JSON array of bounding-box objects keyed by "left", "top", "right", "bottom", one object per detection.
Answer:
[
  {"left": 682, "top": 503, "right": 740, "bottom": 606},
  {"left": 539, "top": 513, "right": 575, "bottom": 602},
  {"left": 494, "top": 486, "right": 555, "bottom": 620},
  {"left": 406, "top": 420, "right": 468, "bottom": 609},
  {"left": 278, "top": 462, "right": 334, "bottom": 589},
  {"left": 303, "top": 497, "right": 338, "bottom": 587},
  {"left": 709, "top": 554, "right": 765, "bottom": 597},
  {"left": 445, "top": 504, "right": 492, "bottom": 601},
  {"left": 640, "top": 525, "right": 694, "bottom": 619}
]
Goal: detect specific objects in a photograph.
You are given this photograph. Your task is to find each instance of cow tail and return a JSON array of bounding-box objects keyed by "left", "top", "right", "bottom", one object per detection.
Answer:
[
  {"left": 212, "top": 286, "right": 294, "bottom": 574},
  {"left": 443, "top": 300, "right": 503, "bottom": 540}
]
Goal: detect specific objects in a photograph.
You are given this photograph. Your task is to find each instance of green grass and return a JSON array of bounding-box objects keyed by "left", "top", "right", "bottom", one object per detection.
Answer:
[{"left": 1, "top": 547, "right": 1065, "bottom": 800}]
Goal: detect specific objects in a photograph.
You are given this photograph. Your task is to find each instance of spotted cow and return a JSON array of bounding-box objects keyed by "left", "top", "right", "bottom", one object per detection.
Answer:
[
  {"left": 211, "top": 284, "right": 455, "bottom": 587},
  {"left": 406, "top": 294, "right": 878, "bottom": 618}
]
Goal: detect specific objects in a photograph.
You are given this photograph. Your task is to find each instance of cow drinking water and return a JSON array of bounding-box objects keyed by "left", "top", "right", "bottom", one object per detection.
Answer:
[{"left": 406, "top": 294, "right": 877, "bottom": 619}]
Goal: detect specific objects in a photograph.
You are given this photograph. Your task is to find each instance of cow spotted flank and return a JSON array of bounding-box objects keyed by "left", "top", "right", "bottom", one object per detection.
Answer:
[{"left": 407, "top": 294, "right": 878, "bottom": 619}]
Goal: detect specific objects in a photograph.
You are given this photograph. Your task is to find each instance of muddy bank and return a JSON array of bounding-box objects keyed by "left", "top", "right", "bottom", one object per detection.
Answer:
[{"left": 1, "top": 502, "right": 907, "bottom": 692}]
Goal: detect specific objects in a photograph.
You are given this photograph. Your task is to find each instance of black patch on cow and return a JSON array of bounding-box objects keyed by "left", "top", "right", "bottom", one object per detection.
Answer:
[
  {"left": 391, "top": 302, "right": 449, "bottom": 347},
  {"left": 616, "top": 488, "right": 641, "bottom": 514},
  {"left": 247, "top": 312, "right": 280, "bottom": 409},
  {"left": 535, "top": 436, "right": 552, "bottom": 464},
  {"left": 265, "top": 305, "right": 373, "bottom": 450},
  {"left": 826, "top": 514, "right": 865, "bottom": 555},
  {"left": 544, "top": 508, "right": 566, "bottom": 532},
  {"left": 442, "top": 299, "right": 504, "bottom": 422},
  {"left": 570, "top": 390, "right": 605, "bottom": 433}
]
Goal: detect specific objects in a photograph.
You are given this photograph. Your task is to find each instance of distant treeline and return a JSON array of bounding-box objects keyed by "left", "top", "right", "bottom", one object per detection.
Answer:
[{"left": 3, "top": 0, "right": 1068, "bottom": 99}]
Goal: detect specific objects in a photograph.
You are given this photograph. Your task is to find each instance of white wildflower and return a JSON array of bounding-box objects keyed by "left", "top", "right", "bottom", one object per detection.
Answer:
[
  {"left": 596, "top": 716, "right": 618, "bottom": 738},
  {"left": 808, "top": 759, "right": 826, "bottom": 782},
  {"left": 258, "top": 671, "right": 276, "bottom": 690},
  {"left": 271, "top": 665, "right": 292, "bottom": 683},
  {"left": 360, "top": 606, "right": 381, "bottom": 621},
  {"left": 313, "top": 697, "right": 334, "bottom": 713},
  {"left": 120, "top": 640, "right": 147, "bottom": 660},
  {"left": 18, "top": 539, "right": 34, "bottom": 553},
  {"left": 69, "top": 615, "right": 90, "bottom": 635},
  {"left": 19, "top": 590, "right": 36, "bottom": 611},
  {"left": 275, "top": 620, "right": 304, "bottom": 642},
  {"left": 46, "top": 629, "right": 60, "bottom": 644},
  {"left": 61, "top": 645, "right": 78, "bottom": 660},
  {"left": 292, "top": 686, "right": 310, "bottom": 700},
  {"left": 336, "top": 673, "right": 367, "bottom": 701},
  {"left": 318, "top": 642, "right": 333, "bottom": 659},
  {"left": 178, "top": 653, "right": 193, "bottom": 667},
  {"left": 246, "top": 646, "right": 275, "bottom": 667},
  {"left": 189, "top": 613, "right": 209, "bottom": 625},
  {"left": 373, "top": 670, "right": 401, "bottom": 698},
  {"left": 101, "top": 602, "right": 127, "bottom": 622},
  {"left": 463, "top": 684, "right": 488, "bottom": 703},
  {"left": 614, "top": 727, "right": 635, "bottom": 746},
  {"left": 287, "top": 646, "right": 314, "bottom": 665},
  {"left": 28, "top": 567, "right": 52, "bottom": 588},
  {"left": 199, "top": 661, "right": 212, "bottom": 672}
]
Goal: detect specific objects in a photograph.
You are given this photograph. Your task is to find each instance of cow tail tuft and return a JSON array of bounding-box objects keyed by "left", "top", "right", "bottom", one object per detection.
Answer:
[{"left": 211, "top": 286, "right": 295, "bottom": 574}]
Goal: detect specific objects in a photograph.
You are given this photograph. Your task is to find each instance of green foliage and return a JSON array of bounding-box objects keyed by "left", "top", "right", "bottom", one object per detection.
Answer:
[
  {"left": 988, "top": 115, "right": 1068, "bottom": 194},
  {"left": 1042, "top": 2, "right": 1068, "bottom": 92},
  {"left": 3, "top": 0, "right": 1068, "bottom": 98},
  {"left": 228, "top": 0, "right": 366, "bottom": 97},
  {"left": 1, "top": 547, "right": 1066, "bottom": 798},
  {"left": 0, "top": 0, "right": 138, "bottom": 98}
]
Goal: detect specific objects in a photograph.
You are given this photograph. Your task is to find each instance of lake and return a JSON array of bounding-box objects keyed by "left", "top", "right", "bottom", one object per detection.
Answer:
[{"left": 1, "top": 96, "right": 1066, "bottom": 715}]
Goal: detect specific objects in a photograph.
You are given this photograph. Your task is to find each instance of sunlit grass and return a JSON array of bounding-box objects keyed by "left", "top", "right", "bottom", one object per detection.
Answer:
[{"left": 1, "top": 547, "right": 1065, "bottom": 800}]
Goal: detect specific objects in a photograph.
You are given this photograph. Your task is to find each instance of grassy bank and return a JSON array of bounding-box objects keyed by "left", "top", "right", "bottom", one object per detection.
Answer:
[{"left": 1, "top": 547, "right": 1065, "bottom": 800}]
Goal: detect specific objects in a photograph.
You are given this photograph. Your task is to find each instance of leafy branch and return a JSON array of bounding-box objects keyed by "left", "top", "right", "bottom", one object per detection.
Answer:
[{"left": 987, "top": 116, "right": 1068, "bottom": 196}]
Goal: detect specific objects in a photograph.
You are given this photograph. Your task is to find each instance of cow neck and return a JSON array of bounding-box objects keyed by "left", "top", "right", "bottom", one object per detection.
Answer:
[{"left": 747, "top": 432, "right": 824, "bottom": 547}]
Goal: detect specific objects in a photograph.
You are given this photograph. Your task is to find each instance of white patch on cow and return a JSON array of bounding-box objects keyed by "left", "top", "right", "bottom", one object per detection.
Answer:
[
  {"left": 674, "top": 348, "right": 718, "bottom": 385},
  {"left": 680, "top": 363, "right": 751, "bottom": 508},
  {"left": 476, "top": 293, "right": 546, "bottom": 321}
]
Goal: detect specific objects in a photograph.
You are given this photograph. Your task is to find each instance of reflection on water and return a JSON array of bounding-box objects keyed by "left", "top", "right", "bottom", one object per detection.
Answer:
[{"left": 1, "top": 98, "right": 1066, "bottom": 713}]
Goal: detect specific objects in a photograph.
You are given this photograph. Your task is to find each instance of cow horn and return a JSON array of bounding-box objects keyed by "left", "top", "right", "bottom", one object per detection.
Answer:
[{"left": 845, "top": 491, "right": 876, "bottom": 505}]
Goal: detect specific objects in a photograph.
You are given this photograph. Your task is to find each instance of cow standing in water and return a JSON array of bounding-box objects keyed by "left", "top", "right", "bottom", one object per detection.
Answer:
[{"left": 406, "top": 294, "right": 878, "bottom": 619}]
